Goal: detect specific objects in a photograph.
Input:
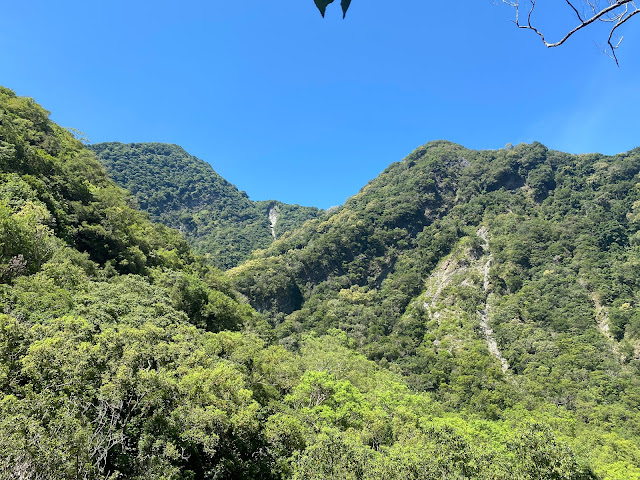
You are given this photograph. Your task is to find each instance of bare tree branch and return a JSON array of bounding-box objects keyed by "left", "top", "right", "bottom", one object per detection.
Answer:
[
  {"left": 606, "top": 6, "right": 640, "bottom": 64},
  {"left": 566, "top": 1, "right": 585, "bottom": 22},
  {"left": 502, "top": 0, "right": 639, "bottom": 64}
]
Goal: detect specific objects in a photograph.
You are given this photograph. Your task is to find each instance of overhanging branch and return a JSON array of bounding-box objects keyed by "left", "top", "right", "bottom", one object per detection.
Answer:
[{"left": 502, "top": 0, "right": 639, "bottom": 64}]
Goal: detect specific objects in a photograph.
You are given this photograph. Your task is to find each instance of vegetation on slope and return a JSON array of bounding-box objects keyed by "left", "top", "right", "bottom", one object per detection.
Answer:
[
  {"left": 230, "top": 140, "right": 640, "bottom": 478},
  {"left": 90, "top": 142, "right": 322, "bottom": 269},
  {"left": 0, "top": 87, "right": 636, "bottom": 478}
]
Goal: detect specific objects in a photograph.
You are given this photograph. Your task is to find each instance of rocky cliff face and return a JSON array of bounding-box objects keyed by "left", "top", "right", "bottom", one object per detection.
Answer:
[{"left": 268, "top": 203, "right": 279, "bottom": 239}]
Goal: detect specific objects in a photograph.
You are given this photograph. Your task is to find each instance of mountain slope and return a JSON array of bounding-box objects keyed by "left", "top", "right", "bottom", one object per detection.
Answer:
[
  {"left": 230, "top": 140, "right": 640, "bottom": 478},
  {"left": 0, "top": 87, "right": 635, "bottom": 479},
  {"left": 90, "top": 142, "right": 322, "bottom": 269}
]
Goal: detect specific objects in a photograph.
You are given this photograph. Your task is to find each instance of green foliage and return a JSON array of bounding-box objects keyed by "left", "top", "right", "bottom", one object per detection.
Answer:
[
  {"left": 90, "top": 142, "right": 322, "bottom": 269},
  {"left": 1, "top": 87, "right": 639, "bottom": 478},
  {"left": 0, "top": 88, "right": 194, "bottom": 277},
  {"left": 230, "top": 140, "right": 640, "bottom": 477},
  {"left": 0, "top": 86, "right": 285, "bottom": 477}
]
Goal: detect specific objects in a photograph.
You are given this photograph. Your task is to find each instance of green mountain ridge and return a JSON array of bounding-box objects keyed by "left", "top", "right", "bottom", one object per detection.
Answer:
[
  {"left": 1, "top": 86, "right": 639, "bottom": 479},
  {"left": 229, "top": 140, "right": 640, "bottom": 477},
  {"left": 89, "top": 142, "right": 322, "bottom": 269}
]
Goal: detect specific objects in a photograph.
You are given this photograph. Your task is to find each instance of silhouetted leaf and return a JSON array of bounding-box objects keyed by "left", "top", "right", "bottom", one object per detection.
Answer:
[
  {"left": 314, "top": 0, "right": 335, "bottom": 17},
  {"left": 341, "top": 0, "right": 351, "bottom": 18}
]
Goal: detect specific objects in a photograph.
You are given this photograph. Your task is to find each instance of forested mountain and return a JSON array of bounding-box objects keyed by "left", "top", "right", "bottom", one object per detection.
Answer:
[
  {"left": 90, "top": 142, "right": 322, "bottom": 269},
  {"left": 0, "top": 86, "right": 638, "bottom": 479},
  {"left": 230, "top": 140, "right": 640, "bottom": 478}
]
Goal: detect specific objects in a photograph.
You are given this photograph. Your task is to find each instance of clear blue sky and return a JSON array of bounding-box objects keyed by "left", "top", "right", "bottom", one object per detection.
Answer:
[{"left": 2, "top": 1, "right": 639, "bottom": 209}]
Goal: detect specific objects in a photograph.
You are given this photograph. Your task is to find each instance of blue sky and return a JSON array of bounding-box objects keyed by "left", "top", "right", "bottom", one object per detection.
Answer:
[{"left": 2, "top": 1, "right": 639, "bottom": 208}]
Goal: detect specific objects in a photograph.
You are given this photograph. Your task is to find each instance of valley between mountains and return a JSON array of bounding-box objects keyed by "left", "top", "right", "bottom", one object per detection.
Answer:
[{"left": 1, "top": 86, "right": 640, "bottom": 479}]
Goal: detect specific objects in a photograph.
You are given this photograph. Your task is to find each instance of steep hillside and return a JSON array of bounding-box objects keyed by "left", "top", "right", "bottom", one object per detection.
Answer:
[
  {"left": 231, "top": 140, "right": 640, "bottom": 478},
  {"left": 0, "top": 87, "right": 636, "bottom": 479},
  {"left": 90, "top": 142, "right": 322, "bottom": 269}
]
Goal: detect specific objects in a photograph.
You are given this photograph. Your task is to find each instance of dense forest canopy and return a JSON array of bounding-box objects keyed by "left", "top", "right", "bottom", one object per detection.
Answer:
[
  {"left": 229, "top": 140, "right": 640, "bottom": 478},
  {"left": 90, "top": 142, "right": 322, "bottom": 270},
  {"left": 1, "top": 87, "right": 640, "bottom": 479}
]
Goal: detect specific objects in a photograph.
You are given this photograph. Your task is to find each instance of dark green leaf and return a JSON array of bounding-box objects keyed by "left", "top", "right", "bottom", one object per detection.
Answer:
[
  {"left": 314, "top": 0, "right": 335, "bottom": 17},
  {"left": 341, "top": 0, "right": 351, "bottom": 18}
]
